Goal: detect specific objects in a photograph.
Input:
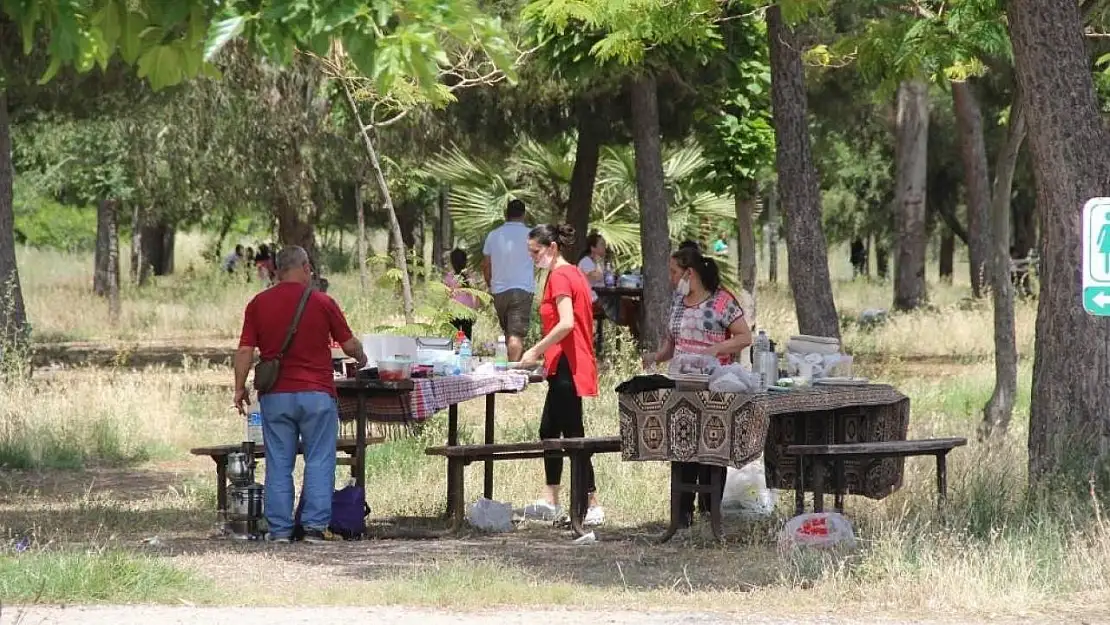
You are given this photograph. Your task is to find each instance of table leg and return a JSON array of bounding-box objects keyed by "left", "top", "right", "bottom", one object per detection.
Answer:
[
  {"left": 445, "top": 404, "right": 460, "bottom": 519},
  {"left": 794, "top": 454, "right": 806, "bottom": 515},
  {"left": 708, "top": 466, "right": 724, "bottom": 542},
  {"left": 484, "top": 395, "right": 495, "bottom": 500},
  {"left": 214, "top": 456, "right": 228, "bottom": 521},
  {"left": 834, "top": 459, "right": 845, "bottom": 513},
  {"left": 447, "top": 457, "right": 465, "bottom": 534},
  {"left": 355, "top": 393, "right": 367, "bottom": 489},
  {"left": 660, "top": 463, "right": 683, "bottom": 543},
  {"left": 813, "top": 457, "right": 826, "bottom": 513},
  {"left": 936, "top": 451, "right": 948, "bottom": 508},
  {"left": 568, "top": 452, "right": 588, "bottom": 537}
]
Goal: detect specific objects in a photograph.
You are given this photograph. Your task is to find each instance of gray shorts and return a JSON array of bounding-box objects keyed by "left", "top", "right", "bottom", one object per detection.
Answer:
[{"left": 493, "top": 289, "right": 533, "bottom": 338}]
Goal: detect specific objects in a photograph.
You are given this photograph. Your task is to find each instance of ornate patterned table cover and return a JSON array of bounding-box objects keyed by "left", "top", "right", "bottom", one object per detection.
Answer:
[
  {"left": 337, "top": 372, "right": 531, "bottom": 424},
  {"left": 618, "top": 384, "right": 910, "bottom": 500}
]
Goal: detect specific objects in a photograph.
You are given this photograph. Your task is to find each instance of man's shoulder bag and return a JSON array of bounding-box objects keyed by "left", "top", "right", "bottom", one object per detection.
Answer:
[{"left": 253, "top": 286, "right": 314, "bottom": 394}]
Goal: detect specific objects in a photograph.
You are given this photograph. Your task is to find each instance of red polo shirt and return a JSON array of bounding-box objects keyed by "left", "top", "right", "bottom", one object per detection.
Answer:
[
  {"left": 238, "top": 282, "right": 355, "bottom": 396},
  {"left": 540, "top": 264, "right": 598, "bottom": 397}
]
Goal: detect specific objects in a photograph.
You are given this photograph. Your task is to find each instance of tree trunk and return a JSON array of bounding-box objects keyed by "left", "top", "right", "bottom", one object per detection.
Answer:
[
  {"left": 275, "top": 195, "right": 316, "bottom": 262},
  {"left": 1012, "top": 191, "right": 1037, "bottom": 260},
  {"left": 982, "top": 97, "right": 1026, "bottom": 439},
  {"left": 628, "top": 73, "right": 671, "bottom": 350},
  {"left": 952, "top": 80, "right": 992, "bottom": 298},
  {"left": 892, "top": 80, "right": 930, "bottom": 311},
  {"left": 1010, "top": 0, "right": 1110, "bottom": 479},
  {"left": 767, "top": 183, "right": 778, "bottom": 284},
  {"left": 939, "top": 229, "right": 954, "bottom": 283},
  {"left": 735, "top": 188, "right": 757, "bottom": 294},
  {"left": 104, "top": 201, "right": 121, "bottom": 324},
  {"left": 340, "top": 77, "right": 415, "bottom": 324},
  {"left": 94, "top": 199, "right": 112, "bottom": 296},
  {"left": 434, "top": 186, "right": 453, "bottom": 268},
  {"left": 567, "top": 108, "right": 601, "bottom": 260},
  {"left": 355, "top": 183, "right": 368, "bottom": 291},
  {"left": 0, "top": 89, "right": 27, "bottom": 352},
  {"left": 876, "top": 243, "right": 890, "bottom": 280},
  {"left": 140, "top": 220, "right": 174, "bottom": 277},
  {"left": 768, "top": 7, "right": 840, "bottom": 339},
  {"left": 129, "top": 203, "right": 146, "bottom": 286}
]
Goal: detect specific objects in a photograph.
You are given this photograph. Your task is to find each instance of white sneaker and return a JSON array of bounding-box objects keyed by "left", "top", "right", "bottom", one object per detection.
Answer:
[
  {"left": 522, "top": 500, "right": 560, "bottom": 521},
  {"left": 583, "top": 505, "right": 605, "bottom": 527}
]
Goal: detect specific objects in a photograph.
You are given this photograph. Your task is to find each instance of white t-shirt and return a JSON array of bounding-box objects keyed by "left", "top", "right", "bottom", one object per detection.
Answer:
[
  {"left": 482, "top": 221, "right": 535, "bottom": 294},
  {"left": 577, "top": 256, "right": 602, "bottom": 302}
]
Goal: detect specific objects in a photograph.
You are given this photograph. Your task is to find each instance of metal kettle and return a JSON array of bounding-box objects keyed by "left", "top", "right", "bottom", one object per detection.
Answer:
[{"left": 226, "top": 452, "right": 254, "bottom": 484}]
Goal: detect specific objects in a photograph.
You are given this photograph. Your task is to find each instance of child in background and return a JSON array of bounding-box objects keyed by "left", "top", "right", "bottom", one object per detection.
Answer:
[{"left": 444, "top": 248, "right": 479, "bottom": 340}]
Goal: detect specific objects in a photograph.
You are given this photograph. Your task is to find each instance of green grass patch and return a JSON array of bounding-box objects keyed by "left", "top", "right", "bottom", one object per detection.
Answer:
[{"left": 0, "top": 550, "right": 211, "bottom": 603}]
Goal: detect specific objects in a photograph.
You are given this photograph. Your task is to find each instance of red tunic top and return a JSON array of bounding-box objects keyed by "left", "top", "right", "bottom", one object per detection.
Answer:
[
  {"left": 238, "top": 282, "right": 355, "bottom": 397},
  {"left": 540, "top": 264, "right": 598, "bottom": 397}
]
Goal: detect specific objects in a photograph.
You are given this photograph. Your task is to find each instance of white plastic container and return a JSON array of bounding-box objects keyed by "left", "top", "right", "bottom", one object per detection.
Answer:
[
  {"left": 494, "top": 335, "right": 508, "bottom": 371},
  {"left": 246, "top": 400, "right": 263, "bottom": 443}
]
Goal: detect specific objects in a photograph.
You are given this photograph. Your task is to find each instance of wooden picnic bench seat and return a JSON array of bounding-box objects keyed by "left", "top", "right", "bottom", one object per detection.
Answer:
[
  {"left": 786, "top": 437, "right": 968, "bottom": 515},
  {"left": 190, "top": 436, "right": 385, "bottom": 519},
  {"left": 425, "top": 436, "right": 622, "bottom": 536}
]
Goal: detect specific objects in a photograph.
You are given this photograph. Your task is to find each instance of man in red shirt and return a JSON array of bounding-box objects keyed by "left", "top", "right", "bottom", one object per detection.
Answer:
[{"left": 234, "top": 246, "right": 366, "bottom": 543}]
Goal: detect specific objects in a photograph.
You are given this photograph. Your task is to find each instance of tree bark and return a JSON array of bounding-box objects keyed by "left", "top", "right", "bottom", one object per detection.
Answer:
[
  {"left": 939, "top": 229, "right": 954, "bottom": 283},
  {"left": 952, "top": 80, "right": 992, "bottom": 298},
  {"left": 1012, "top": 192, "right": 1037, "bottom": 260},
  {"left": 340, "top": 77, "right": 415, "bottom": 324},
  {"left": 567, "top": 107, "right": 601, "bottom": 260},
  {"left": 628, "top": 73, "right": 671, "bottom": 350},
  {"left": 767, "top": 183, "right": 778, "bottom": 284},
  {"left": 892, "top": 80, "right": 930, "bottom": 311},
  {"left": 140, "top": 220, "right": 174, "bottom": 277},
  {"left": 768, "top": 7, "right": 840, "bottom": 338},
  {"left": 275, "top": 194, "right": 316, "bottom": 262},
  {"left": 876, "top": 243, "right": 890, "bottom": 280},
  {"left": 736, "top": 189, "right": 757, "bottom": 294},
  {"left": 1009, "top": 0, "right": 1110, "bottom": 479},
  {"left": 129, "top": 203, "right": 147, "bottom": 286},
  {"left": 104, "top": 201, "right": 121, "bottom": 324},
  {"left": 355, "top": 183, "right": 368, "bottom": 291},
  {"left": 982, "top": 97, "right": 1026, "bottom": 439},
  {"left": 0, "top": 89, "right": 27, "bottom": 352},
  {"left": 94, "top": 199, "right": 112, "bottom": 296}
]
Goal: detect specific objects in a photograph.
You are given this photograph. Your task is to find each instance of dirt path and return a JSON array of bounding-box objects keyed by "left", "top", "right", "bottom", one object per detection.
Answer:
[{"left": 1, "top": 606, "right": 1091, "bottom": 625}]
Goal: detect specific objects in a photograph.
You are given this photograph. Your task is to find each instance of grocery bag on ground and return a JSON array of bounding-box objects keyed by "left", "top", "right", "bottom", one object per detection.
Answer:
[
  {"left": 721, "top": 459, "right": 778, "bottom": 518},
  {"left": 777, "top": 512, "right": 857, "bottom": 550},
  {"left": 466, "top": 497, "right": 514, "bottom": 532}
]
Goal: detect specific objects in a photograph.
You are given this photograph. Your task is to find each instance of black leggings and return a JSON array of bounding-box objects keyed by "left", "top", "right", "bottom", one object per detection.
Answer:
[{"left": 539, "top": 356, "right": 595, "bottom": 492}]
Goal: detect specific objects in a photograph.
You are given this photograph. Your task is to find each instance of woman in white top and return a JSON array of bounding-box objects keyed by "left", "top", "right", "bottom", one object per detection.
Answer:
[{"left": 577, "top": 232, "right": 620, "bottom": 321}]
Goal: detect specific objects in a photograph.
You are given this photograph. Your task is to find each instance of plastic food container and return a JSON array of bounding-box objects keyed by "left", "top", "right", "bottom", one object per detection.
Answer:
[{"left": 378, "top": 358, "right": 413, "bottom": 381}]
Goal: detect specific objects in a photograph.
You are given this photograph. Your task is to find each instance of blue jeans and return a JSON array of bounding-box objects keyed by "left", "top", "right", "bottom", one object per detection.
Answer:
[{"left": 259, "top": 391, "right": 338, "bottom": 537}]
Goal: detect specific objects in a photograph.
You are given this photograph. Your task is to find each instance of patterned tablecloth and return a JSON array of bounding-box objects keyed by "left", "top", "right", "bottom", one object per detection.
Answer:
[
  {"left": 337, "top": 371, "right": 531, "bottom": 424},
  {"left": 618, "top": 384, "right": 910, "bottom": 500}
]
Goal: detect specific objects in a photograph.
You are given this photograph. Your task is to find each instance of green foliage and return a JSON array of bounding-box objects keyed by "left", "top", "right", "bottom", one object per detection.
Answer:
[
  {"left": 366, "top": 253, "right": 490, "bottom": 336},
  {"left": 12, "top": 180, "right": 98, "bottom": 252}
]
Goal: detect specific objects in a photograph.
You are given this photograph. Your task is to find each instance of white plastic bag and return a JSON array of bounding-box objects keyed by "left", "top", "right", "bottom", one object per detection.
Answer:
[
  {"left": 721, "top": 459, "right": 778, "bottom": 518},
  {"left": 466, "top": 497, "right": 514, "bottom": 532},
  {"left": 777, "top": 512, "right": 857, "bottom": 551}
]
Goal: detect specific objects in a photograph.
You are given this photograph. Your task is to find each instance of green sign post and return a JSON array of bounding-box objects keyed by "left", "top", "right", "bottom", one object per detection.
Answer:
[{"left": 1083, "top": 198, "right": 1110, "bottom": 315}]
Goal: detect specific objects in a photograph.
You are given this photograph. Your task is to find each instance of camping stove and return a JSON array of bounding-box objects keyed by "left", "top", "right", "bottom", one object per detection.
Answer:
[{"left": 225, "top": 441, "right": 265, "bottom": 539}]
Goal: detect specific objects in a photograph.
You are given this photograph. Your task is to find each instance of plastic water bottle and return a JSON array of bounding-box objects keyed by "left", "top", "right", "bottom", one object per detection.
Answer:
[
  {"left": 246, "top": 399, "right": 264, "bottom": 443},
  {"left": 456, "top": 330, "right": 472, "bottom": 375},
  {"left": 753, "top": 330, "right": 771, "bottom": 388},
  {"left": 494, "top": 335, "right": 509, "bottom": 371}
]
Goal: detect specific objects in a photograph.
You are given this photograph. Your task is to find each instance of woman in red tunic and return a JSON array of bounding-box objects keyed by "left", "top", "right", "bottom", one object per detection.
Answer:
[{"left": 520, "top": 224, "right": 603, "bottom": 526}]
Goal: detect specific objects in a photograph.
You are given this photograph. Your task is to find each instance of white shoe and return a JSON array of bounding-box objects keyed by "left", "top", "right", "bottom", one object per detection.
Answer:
[
  {"left": 522, "top": 500, "right": 560, "bottom": 521},
  {"left": 583, "top": 505, "right": 605, "bottom": 527}
]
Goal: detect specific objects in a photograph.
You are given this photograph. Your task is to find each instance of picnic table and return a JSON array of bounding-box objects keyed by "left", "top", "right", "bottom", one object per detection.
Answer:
[
  {"left": 591, "top": 285, "right": 643, "bottom": 354},
  {"left": 618, "top": 383, "right": 910, "bottom": 540},
  {"left": 336, "top": 371, "right": 537, "bottom": 516}
]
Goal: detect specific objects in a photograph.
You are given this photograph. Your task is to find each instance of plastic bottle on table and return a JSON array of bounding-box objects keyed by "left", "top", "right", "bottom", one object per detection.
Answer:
[
  {"left": 753, "top": 329, "right": 771, "bottom": 388},
  {"left": 456, "top": 330, "right": 472, "bottom": 374},
  {"left": 494, "top": 335, "right": 509, "bottom": 371},
  {"left": 246, "top": 399, "right": 264, "bottom": 443}
]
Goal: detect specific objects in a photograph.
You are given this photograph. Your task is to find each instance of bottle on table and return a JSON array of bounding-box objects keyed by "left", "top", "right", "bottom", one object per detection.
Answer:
[
  {"left": 753, "top": 329, "right": 771, "bottom": 389},
  {"left": 494, "top": 335, "right": 509, "bottom": 371},
  {"left": 455, "top": 329, "right": 472, "bottom": 374},
  {"left": 246, "top": 399, "right": 264, "bottom": 443}
]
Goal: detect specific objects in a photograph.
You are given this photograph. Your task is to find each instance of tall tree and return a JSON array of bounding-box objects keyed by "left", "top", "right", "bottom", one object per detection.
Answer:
[
  {"left": 1009, "top": 0, "right": 1110, "bottom": 478},
  {"left": 892, "top": 79, "right": 929, "bottom": 311},
  {"left": 767, "top": 5, "right": 839, "bottom": 338},
  {"left": 952, "top": 80, "right": 991, "bottom": 298}
]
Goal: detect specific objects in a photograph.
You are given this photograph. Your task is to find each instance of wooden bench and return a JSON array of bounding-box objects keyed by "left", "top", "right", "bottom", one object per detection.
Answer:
[
  {"left": 190, "top": 437, "right": 384, "bottom": 520},
  {"left": 786, "top": 437, "right": 968, "bottom": 515},
  {"left": 425, "top": 436, "right": 622, "bottom": 536}
]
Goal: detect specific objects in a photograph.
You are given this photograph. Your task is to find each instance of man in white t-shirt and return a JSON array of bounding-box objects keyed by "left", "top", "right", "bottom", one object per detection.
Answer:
[{"left": 481, "top": 199, "right": 534, "bottom": 361}]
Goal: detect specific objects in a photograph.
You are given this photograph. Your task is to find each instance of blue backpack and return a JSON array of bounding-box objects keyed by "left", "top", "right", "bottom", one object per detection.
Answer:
[{"left": 293, "top": 484, "right": 369, "bottom": 539}]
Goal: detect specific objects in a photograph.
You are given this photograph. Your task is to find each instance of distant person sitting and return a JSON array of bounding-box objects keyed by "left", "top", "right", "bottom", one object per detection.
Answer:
[
  {"left": 444, "top": 248, "right": 479, "bottom": 340},
  {"left": 482, "top": 198, "right": 534, "bottom": 361},
  {"left": 224, "top": 245, "right": 245, "bottom": 274},
  {"left": 712, "top": 234, "right": 728, "bottom": 256}
]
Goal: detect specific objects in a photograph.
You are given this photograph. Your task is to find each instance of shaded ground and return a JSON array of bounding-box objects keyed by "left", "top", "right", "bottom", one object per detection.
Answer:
[{"left": 3, "top": 606, "right": 1096, "bottom": 625}]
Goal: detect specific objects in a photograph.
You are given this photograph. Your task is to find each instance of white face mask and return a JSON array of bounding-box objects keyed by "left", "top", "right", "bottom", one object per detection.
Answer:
[
  {"left": 676, "top": 273, "right": 691, "bottom": 296},
  {"left": 535, "top": 249, "right": 555, "bottom": 270}
]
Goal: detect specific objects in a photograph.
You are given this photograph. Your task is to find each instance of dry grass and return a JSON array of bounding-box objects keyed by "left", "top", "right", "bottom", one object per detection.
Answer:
[{"left": 2, "top": 234, "right": 1105, "bottom": 619}]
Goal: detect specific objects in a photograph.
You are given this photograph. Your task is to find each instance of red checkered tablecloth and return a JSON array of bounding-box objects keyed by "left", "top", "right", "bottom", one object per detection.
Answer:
[{"left": 338, "top": 372, "right": 532, "bottom": 423}]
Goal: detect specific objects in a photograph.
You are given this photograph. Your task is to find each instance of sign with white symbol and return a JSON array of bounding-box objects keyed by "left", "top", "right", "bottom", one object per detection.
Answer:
[{"left": 1082, "top": 198, "right": 1110, "bottom": 315}]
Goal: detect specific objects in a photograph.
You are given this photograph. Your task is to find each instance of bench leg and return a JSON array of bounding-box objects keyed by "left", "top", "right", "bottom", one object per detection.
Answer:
[
  {"left": 660, "top": 463, "right": 683, "bottom": 543},
  {"left": 708, "top": 465, "right": 725, "bottom": 542},
  {"left": 447, "top": 457, "right": 465, "bottom": 533},
  {"left": 794, "top": 454, "right": 806, "bottom": 516},
  {"left": 568, "top": 452, "right": 590, "bottom": 537},
  {"left": 212, "top": 455, "right": 228, "bottom": 521},
  {"left": 936, "top": 451, "right": 949, "bottom": 509},
  {"left": 484, "top": 395, "right": 495, "bottom": 500},
  {"left": 813, "top": 458, "right": 826, "bottom": 514},
  {"left": 833, "top": 459, "right": 845, "bottom": 514}
]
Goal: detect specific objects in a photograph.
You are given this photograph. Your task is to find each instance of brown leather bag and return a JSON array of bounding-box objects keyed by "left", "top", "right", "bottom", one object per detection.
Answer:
[{"left": 253, "top": 286, "right": 314, "bottom": 393}]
